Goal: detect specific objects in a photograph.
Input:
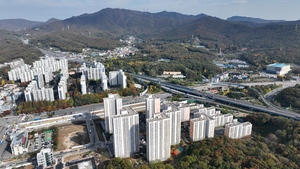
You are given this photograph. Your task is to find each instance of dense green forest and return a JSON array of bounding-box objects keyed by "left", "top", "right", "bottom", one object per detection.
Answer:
[
  {"left": 0, "top": 30, "right": 43, "bottom": 64},
  {"left": 30, "top": 30, "right": 122, "bottom": 53},
  {"left": 105, "top": 113, "right": 300, "bottom": 169},
  {"left": 104, "top": 42, "right": 222, "bottom": 81},
  {"left": 275, "top": 84, "right": 300, "bottom": 109}
]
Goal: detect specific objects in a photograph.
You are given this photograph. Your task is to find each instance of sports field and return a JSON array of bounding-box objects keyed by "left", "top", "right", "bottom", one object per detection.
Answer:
[{"left": 44, "top": 130, "right": 53, "bottom": 141}]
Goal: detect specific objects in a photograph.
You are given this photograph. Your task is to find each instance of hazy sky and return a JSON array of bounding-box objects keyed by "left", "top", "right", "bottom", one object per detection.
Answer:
[{"left": 0, "top": 0, "right": 299, "bottom": 21}]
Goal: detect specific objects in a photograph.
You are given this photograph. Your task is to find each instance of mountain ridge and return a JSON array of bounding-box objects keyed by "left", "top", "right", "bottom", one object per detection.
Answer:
[{"left": 227, "top": 16, "right": 286, "bottom": 24}]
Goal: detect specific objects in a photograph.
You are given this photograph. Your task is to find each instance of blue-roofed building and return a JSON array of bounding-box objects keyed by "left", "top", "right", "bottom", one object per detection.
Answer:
[
  {"left": 266, "top": 63, "right": 290, "bottom": 75},
  {"left": 225, "top": 64, "right": 235, "bottom": 68}
]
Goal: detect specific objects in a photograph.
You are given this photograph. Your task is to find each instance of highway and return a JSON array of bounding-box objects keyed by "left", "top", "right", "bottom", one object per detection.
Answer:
[{"left": 131, "top": 74, "right": 300, "bottom": 120}]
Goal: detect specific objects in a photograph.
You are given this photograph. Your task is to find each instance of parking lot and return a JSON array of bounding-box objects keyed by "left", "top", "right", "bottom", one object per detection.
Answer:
[{"left": 29, "top": 132, "right": 53, "bottom": 152}]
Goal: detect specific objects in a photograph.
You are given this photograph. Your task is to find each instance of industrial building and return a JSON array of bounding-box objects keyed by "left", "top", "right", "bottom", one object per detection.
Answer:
[
  {"left": 145, "top": 94, "right": 160, "bottom": 119},
  {"left": 37, "top": 148, "right": 55, "bottom": 168},
  {"left": 113, "top": 106, "right": 139, "bottom": 158},
  {"left": 162, "top": 102, "right": 181, "bottom": 145},
  {"left": 104, "top": 93, "right": 122, "bottom": 134},
  {"left": 225, "top": 119, "right": 252, "bottom": 139},
  {"left": 266, "top": 63, "right": 291, "bottom": 75},
  {"left": 190, "top": 113, "right": 215, "bottom": 142},
  {"left": 146, "top": 113, "right": 171, "bottom": 163}
]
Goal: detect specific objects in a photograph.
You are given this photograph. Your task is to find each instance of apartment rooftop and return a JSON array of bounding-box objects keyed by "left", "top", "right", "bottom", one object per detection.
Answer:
[
  {"left": 37, "top": 148, "right": 53, "bottom": 156},
  {"left": 225, "top": 119, "right": 241, "bottom": 127},
  {"left": 191, "top": 113, "right": 213, "bottom": 122},
  {"left": 242, "top": 122, "right": 252, "bottom": 126},
  {"left": 213, "top": 111, "right": 223, "bottom": 116},
  {"left": 106, "top": 93, "right": 121, "bottom": 99},
  {"left": 162, "top": 101, "right": 179, "bottom": 113},
  {"left": 147, "top": 113, "right": 169, "bottom": 122},
  {"left": 207, "top": 107, "right": 215, "bottom": 110},
  {"left": 173, "top": 101, "right": 189, "bottom": 108},
  {"left": 113, "top": 106, "right": 137, "bottom": 117},
  {"left": 145, "top": 93, "right": 159, "bottom": 99}
]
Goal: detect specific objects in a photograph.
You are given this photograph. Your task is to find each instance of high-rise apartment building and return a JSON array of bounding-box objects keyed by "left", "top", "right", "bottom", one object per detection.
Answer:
[
  {"left": 81, "top": 75, "right": 87, "bottom": 95},
  {"left": 58, "top": 86, "right": 66, "bottom": 100},
  {"left": 104, "top": 93, "right": 122, "bottom": 134},
  {"left": 173, "top": 102, "right": 190, "bottom": 122},
  {"left": 206, "top": 107, "right": 216, "bottom": 116},
  {"left": 113, "top": 106, "right": 139, "bottom": 158},
  {"left": 225, "top": 119, "right": 252, "bottom": 139},
  {"left": 146, "top": 113, "right": 171, "bottom": 163},
  {"left": 34, "top": 73, "right": 44, "bottom": 89},
  {"left": 37, "top": 148, "right": 54, "bottom": 168},
  {"left": 31, "top": 88, "right": 55, "bottom": 102},
  {"left": 109, "top": 70, "right": 127, "bottom": 88},
  {"left": 145, "top": 94, "right": 160, "bottom": 119},
  {"left": 84, "top": 61, "right": 108, "bottom": 91},
  {"left": 162, "top": 102, "right": 181, "bottom": 145},
  {"left": 190, "top": 113, "right": 215, "bottom": 142}
]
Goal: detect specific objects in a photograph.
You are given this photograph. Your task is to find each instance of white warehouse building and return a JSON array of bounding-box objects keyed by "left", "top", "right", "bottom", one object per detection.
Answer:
[{"left": 266, "top": 63, "right": 291, "bottom": 75}]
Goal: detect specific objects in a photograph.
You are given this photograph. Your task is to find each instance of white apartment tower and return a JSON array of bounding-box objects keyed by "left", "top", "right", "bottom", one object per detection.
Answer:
[
  {"left": 37, "top": 148, "right": 54, "bottom": 168},
  {"left": 113, "top": 106, "right": 139, "bottom": 158},
  {"left": 81, "top": 75, "right": 87, "bottom": 95},
  {"left": 109, "top": 70, "right": 127, "bottom": 88},
  {"left": 146, "top": 113, "right": 171, "bottom": 163},
  {"left": 162, "top": 102, "right": 181, "bottom": 145},
  {"left": 34, "top": 73, "right": 44, "bottom": 89},
  {"left": 104, "top": 93, "right": 122, "bottom": 134},
  {"left": 225, "top": 119, "right": 252, "bottom": 139},
  {"left": 190, "top": 113, "right": 215, "bottom": 142},
  {"left": 173, "top": 102, "right": 190, "bottom": 122},
  {"left": 58, "top": 86, "right": 66, "bottom": 100},
  {"left": 145, "top": 94, "right": 160, "bottom": 119}
]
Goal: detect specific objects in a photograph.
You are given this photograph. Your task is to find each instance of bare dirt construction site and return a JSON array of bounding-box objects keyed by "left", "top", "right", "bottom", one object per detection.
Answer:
[{"left": 58, "top": 123, "right": 90, "bottom": 150}]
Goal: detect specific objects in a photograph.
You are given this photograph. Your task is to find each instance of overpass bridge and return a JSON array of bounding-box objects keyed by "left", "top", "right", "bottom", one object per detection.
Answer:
[{"left": 131, "top": 74, "right": 300, "bottom": 121}]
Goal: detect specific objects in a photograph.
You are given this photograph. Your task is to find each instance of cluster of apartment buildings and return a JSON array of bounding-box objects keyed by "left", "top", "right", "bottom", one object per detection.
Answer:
[
  {"left": 103, "top": 93, "right": 252, "bottom": 163},
  {"left": 80, "top": 61, "right": 126, "bottom": 94},
  {"left": 22, "top": 57, "right": 69, "bottom": 102},
  {"left": 8, "top": 57, "right": 67, "bottom": 83}
]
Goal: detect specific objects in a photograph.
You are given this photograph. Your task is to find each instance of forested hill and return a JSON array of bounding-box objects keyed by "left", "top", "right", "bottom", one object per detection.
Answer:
[
  {"left": 0, "top": 18, "right": 61, "bottom": 31},
  {"left": 30, "top": 30, "right": 122, "bottom": 53},
  {"left": 0, "top": 30, "right": 43, "bottom": 64},
  {"left": 17, "top": 8, "right": 300, "bottom": 64}
]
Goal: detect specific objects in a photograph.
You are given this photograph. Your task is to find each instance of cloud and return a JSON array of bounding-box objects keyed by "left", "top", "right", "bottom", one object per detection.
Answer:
[{"left": 232, "top": 0, "right": 248, "bottom": 4}]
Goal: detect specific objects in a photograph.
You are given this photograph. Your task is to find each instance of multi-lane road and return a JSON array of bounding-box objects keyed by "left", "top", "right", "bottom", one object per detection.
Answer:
[{"left": 131, "top": 74, "right": 300, "bottom": 120}]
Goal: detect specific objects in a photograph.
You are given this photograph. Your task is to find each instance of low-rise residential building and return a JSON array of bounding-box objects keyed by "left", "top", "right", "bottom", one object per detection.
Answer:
[{"left": 37, "top": 148, "right": 55, "bottom": 168}]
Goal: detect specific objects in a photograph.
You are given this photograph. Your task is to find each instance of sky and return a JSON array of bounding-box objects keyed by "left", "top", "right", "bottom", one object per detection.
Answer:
[{"left": 0, "top": 0, "right": 299, "bottom": 21}]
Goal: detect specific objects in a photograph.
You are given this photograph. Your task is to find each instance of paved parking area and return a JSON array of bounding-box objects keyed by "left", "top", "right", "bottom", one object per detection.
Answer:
[{"left": 215, "top": 127, "right": 225, "bottom": 137}]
